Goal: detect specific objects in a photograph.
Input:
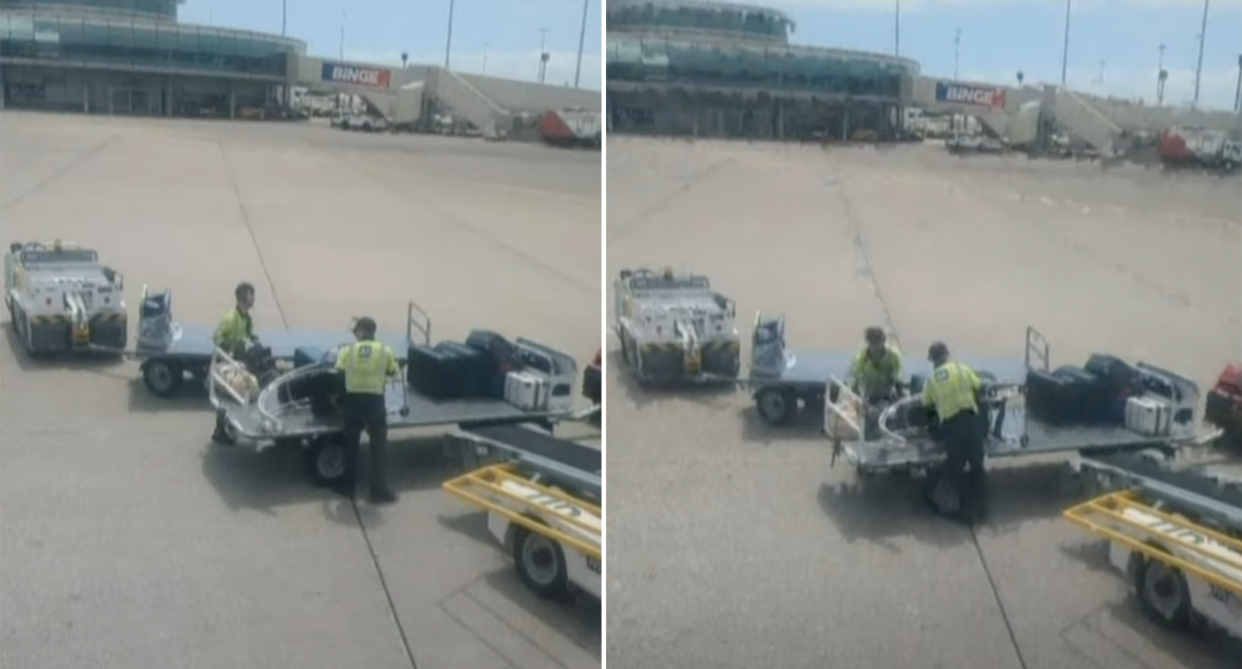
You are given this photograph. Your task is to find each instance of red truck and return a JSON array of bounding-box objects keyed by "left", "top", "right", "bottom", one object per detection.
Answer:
[{"left": 1205, "top": 363, "right": 1242, "bottom": 448}]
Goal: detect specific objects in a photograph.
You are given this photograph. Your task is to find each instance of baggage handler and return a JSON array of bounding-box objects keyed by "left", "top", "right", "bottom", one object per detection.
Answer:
[
  {"left": 335, "top": 317, "right": 400, "bottom": 504},
  {"left": 922, "top": 341, "right": 988, "bottom": 523},
  {"left": 212, "top": 282, "right": 261, "bottom": 443},
  {"left": 850, "top": 326, "right": 904, "bottom": 402}
]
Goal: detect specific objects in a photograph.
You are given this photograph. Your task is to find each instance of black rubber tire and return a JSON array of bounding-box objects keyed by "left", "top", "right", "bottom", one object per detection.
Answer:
[
  {"left": 304, "top": 434, "right": 349, "bottom": 488},
  {"left": 756, "top": 387, "right": 795, "bottom": 426},
  {"left": 512, "top": 524, "right": 568, "bottom": 598},
  {"left": 142, "top": 359, "right": 184, "bottom": 398},
  {"left": 1131, "top": 545, "right": 1194, "bottom": 631}
]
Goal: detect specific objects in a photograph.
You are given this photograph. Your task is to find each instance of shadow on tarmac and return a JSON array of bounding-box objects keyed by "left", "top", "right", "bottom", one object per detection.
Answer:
[
  {"left": 608, "top": 348, "right": 743, "bottom": 412},
  {"left": 1059, "top": 540, "right": 1242, "bottom": 669},
  {"left": 817, "top": 463, "right": 1092, "bottom": 549},
  {"left": 199, "top": 436, "right": 459, "bottom": 520},
  {"left": 2, "top": 320, "right": 129, "bottom": 376}
]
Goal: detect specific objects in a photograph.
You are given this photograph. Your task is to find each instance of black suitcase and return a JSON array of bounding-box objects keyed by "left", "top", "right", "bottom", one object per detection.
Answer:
[
  {"left": 1053, "top": 366, "right": 1110, "bottom": 424},
  {"left": 408, "top": 344, "right": 459, "bottom": 400},
  {"left": 1027, "top": 369, "right": 1082, "bottom": 426},
  {"left": 434, "top": 341, "right": 494, "bottom": 398},
  {"left": 465, "top": 329, "right": 516, "bottom": 365},
  {"left": 1084, "top": 354, "right": 1140, "bottom": 423}
]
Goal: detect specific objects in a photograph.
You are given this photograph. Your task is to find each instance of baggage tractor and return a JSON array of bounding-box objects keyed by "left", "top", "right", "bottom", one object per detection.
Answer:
[
  {"left": 434, "top": 341, "right": 493, "bottom": 398},
  {"left": 408, "top": 344, "right": 460, "bottom": 400}
]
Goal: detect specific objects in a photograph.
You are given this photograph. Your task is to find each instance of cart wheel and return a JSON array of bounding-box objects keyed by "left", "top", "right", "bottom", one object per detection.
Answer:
[
  {"left": 1132, "top": 547, "right": 1193, "bottom": 631},
  {"left": 756, "top": 387, "right": 795, "bottom": 425},
  {"left": 143, "top": 360, "right": 184, "bottom": 397},
  {"left": 305, "top": 435, "right": 349, "bottom": 488},
  {"left": 512, "top": 523, "right": 568, "bottom": 598}
]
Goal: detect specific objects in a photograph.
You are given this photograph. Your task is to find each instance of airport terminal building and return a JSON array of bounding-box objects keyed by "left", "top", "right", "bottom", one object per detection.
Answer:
[
  {"left": 606, "top": 0, "right": 920, "bottom": 140},
  {"left": 0, "top": 0, "right": 304, "bottom": 117}
]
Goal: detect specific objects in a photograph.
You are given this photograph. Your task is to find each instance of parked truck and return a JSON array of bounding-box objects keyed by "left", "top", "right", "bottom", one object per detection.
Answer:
[{"left": 1158, "top": 126, "right": 1242, "bottom": 175}]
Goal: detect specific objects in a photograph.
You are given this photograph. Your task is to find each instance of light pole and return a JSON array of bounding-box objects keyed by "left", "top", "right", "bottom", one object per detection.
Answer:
[
  {"left": 281, "top": 0, "right": 287, "bottom": 37},
  {"left": 894, "top": 0, "right": 901, "bottom": 57},
  {"left": 483, "top": 43, "right": 489, "bottom": 74},
  {"left": 538, "top": 28, "right": 549, "bottom": 83},
  {"left": 1060, "top": 0, "right": 1071, "bottom": 86},
  {"left": 953, "top": 28, "right": 961, "bottom": 79},
  {"left": 574, "top": 0, "right": 589, "bottom": 88},
  {"left": 1192, "top": 0, "right": 1209, "bottom": 107},
  {"left": 444, "top": 0, "right": 456, "bottom": 69},
  {"left": 1157, "top": 44, "right": 1167, "bottom": 106},
  {"left": 1235, "top": 54, "right": 1241, "bottom": 111},
  {"left": 338, "top": 11, "right": 345, "bottom": 60}
]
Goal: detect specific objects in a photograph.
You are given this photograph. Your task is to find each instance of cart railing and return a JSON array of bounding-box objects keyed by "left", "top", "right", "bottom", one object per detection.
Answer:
[
  {"left": 444, "top": 463, "right": 602, "bottom": 561},
  {"left": 1064, "top": 491, "right": 1242, "bottom": 598},
  {"left": 406, "top": 300, "right": 430, "bottom": 348},
  {"left": 823, "top": 375, "right": 866, "bottom": 443},
  {"left": 208, "top": 346, "right": 255, "bottom": 409},
  {"left": 1025, "top": 326, "right": 1050, "bottom": 371}
]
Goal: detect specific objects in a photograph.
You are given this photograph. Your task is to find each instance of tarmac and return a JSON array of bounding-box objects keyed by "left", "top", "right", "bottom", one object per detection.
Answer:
[
  {"left": 606, "top": 137, "right": 1242, "bottom": 669},
  {"left": 0, "top": 112, "right": 601, "bottom": 669}
]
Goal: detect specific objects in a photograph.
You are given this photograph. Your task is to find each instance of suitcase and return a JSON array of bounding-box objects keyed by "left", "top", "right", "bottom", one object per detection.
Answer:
[
  {"left": 1027, "top": 369, "right": 1082, "bottom": 426},
  {"left": 1053, "top": 366, "right": 1111, "bottom": 424},
  {"left": 294, "top": 346, "right": 326, "bottom": 369},
  {"left": 465, "top": 329, "right": 516, "bottom": 365},
  {"left": 504, "top": 371, "right": 549, "bottom": 411},
  {"left": 1084, "top": 354, "right": 1140, "bottom": 422},
  {"left": 407, "top": 344, "right": 460, "bottom": 400},
  {"left": 1125, "top": 396, "right": 1171, "bottom": 436},
  {"left": 434, "top": 341, "right": 494, "bottom": 398},
  {"left": 308, "top": 370, "right": 345, "bottom": 418}
]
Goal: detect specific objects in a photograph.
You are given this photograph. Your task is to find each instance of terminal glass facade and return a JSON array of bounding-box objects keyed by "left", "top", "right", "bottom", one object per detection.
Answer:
[
  {"left": 0, "top": 14, "right": 295, "bottom": 77},
  {"left": 1, "top": 0, "right": 179, "bottom": 21},
  {"left": 608, "top": 37, "right": 910, "bottom": 99},
  {"left": 608, "top": 2, "right": 792, "bottom": 42}
]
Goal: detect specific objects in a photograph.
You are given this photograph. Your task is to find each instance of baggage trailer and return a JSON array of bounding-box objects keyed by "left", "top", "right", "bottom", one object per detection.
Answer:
[
  {"left": 128, "top": 285, "right": 407, "bottom": 399},
  {"left": 209, "top": 301, "right": 590, "bottom": 487},
  {"left": 746, "top": 311, "right": 1028, "bottom": 426},
  {"left": 445, "top": 424, "right": 601, "bottom": 599},
  {"left": 1064, "top": 453, "right": 1242, "bottom": 640},
  {"left": 824, "top": 327, "right": 1214, "bottom": 479}
]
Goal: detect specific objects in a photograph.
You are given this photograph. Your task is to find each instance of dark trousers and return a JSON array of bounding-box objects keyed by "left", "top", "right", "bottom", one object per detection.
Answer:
[
  {"left": 341, "top": 393, "right": 390, "bottom": 496},
  {"left": 942, "top": 409, "right": 987, "bottom": 518}
]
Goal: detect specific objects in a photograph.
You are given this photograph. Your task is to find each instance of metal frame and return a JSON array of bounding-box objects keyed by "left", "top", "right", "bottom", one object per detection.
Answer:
[{"left": 443, "top": 462, "right": 601, "bottom": 562}]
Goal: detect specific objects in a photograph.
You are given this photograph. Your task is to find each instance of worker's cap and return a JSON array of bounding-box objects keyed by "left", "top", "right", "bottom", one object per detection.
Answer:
[
  {"left": 864, "top": 326, "right": 886, "bottom": 345},
  {"left": 928, "top": 341, "right": 950, "bottom": 361},
  {"left": 353, "top": 316, "right": 378, "bottom": 334}
]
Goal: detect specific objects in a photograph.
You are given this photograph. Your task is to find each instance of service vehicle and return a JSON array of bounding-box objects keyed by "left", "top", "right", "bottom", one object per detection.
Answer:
[
  {"left": 583, "top": 348, "right": 602, "bottom": 406},
  {"left": 444, "top": 424, "right": 601, "bottom": 600},
  {"left": 1205, "top": 363, "right": 1241, "bottom": 448},
  {"left": 209, "top": 301, "right": 592, "bottom": 487},
  {"left": 1064, "top": 453, "right": 1241, "bottom": 640},
  {"left": 746, "top": 311, "right": 1026, "bottom": 426},
  {"left": 4, "top": 240, "right": 128, "bottom": 356},
  {"left": 129, "top": 285, "right": 407, "bottom": 399},
  {"left": 823, "top": 326, "right": 1214, "bottom": 479},
  {"left": 613, "top": 267, "right": 741, "bottom": 384}
]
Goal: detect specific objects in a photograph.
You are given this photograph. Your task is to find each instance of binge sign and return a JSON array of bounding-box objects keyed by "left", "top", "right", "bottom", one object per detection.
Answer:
[
  {"left": 935, "top": 82, "right": 1006, "bottom": 110},
  {"left": 321, "top": 62, "right": 392, "bottom": 89}
]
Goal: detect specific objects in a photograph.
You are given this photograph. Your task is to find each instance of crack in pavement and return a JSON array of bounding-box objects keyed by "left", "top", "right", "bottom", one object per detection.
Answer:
[
  {"left": 1, "top": 134, "right": 121, "bottom": 214},
  {"left": 828, "top": 172, "right": 1030, "bottom": 669},
  {"left": 607, "top": 158, "right": 736, "bottom": 241}
]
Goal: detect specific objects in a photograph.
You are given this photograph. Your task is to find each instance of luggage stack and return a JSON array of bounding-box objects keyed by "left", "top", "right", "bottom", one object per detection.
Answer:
[
  {"left": 407, "top": 329, "right": 521, "bottom": 402},
  {"left": 1026, "top": 353, "right": 1153, "bottom": 429}
]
